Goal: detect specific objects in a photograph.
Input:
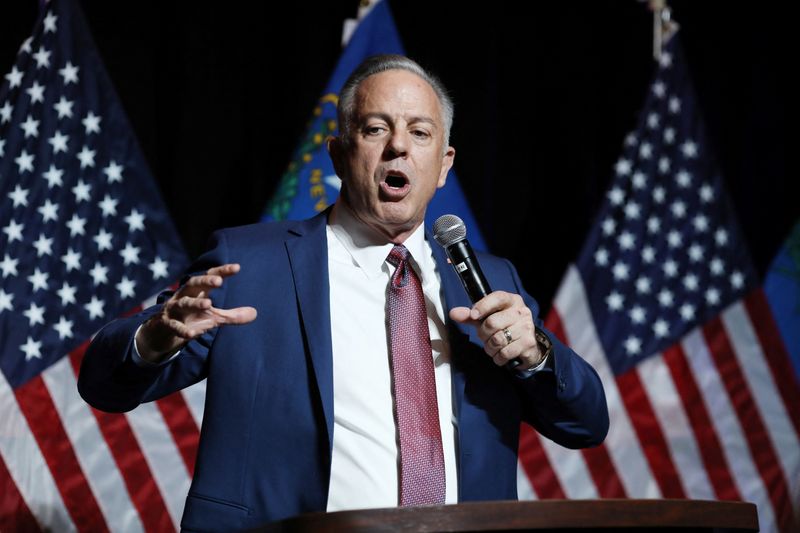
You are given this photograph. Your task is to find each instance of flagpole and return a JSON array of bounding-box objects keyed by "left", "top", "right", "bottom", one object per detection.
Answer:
[
  {"left": 342, "top": 0, "right": 381, "bottom": 47},
  {"left": 642, "top": 0, "right": 680, "bottom": 60}
]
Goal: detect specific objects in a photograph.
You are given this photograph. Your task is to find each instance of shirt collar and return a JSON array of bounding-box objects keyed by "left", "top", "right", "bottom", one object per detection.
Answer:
[{"left": 329, "top": 201, "right": 429, "bottom": 280}]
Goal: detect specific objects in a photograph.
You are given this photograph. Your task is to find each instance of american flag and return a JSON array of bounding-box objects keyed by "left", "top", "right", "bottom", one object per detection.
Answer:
[
  {"left": 516, "top": 33, "right": 800, "bottom": 533},
  {"left": 0, "top": 1, "right": 204, "bottom": 531}
]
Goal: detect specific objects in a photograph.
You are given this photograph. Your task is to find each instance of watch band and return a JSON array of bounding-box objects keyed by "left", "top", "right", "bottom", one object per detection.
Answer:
[{"left": 534, "top": 327, "right": 554, "bottom": 365}]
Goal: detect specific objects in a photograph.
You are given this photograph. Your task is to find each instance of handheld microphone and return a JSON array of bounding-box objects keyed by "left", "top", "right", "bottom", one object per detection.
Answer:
[{"left": 433, "top": 214, "right": 521, "bottom": 369}]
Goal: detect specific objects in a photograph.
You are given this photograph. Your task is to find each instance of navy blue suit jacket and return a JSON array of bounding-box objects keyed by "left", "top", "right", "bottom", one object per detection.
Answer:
[{"left": 78, "top": 211, "right": 608, "bottom": 532}]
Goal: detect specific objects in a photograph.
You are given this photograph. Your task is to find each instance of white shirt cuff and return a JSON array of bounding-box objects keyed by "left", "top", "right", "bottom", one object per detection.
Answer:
[
  {"left": 131, "top": 324, "right": 182, "bottom": 367},
  {"left": 514, "top": 353, "right": 550, "bottom": 379}
]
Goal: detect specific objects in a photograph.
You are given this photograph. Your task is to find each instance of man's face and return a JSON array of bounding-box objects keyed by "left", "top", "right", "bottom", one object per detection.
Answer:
[{"left": 330, "top": 69, "right": 455, "bottom": 243}]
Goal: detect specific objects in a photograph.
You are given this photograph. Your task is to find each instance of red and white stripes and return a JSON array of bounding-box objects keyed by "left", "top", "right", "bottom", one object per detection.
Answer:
[
  {"left": 517, "top": 265, "right": 800, "bottom": 533},
  {"left": 0, "top": 305, "right": 205, "bottom": 532}
]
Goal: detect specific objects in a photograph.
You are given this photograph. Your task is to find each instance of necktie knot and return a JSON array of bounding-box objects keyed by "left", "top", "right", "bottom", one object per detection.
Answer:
[
  {"left": 388, "top": 245, "right": 412, "bottom": 288},
  {"left": 386, "top": 244, "right": 409, "bottom": 268}
]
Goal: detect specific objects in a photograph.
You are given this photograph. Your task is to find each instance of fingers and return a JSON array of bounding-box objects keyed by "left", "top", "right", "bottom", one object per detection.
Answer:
[
  {"left": 449, "top": 306, "right": 478, "bottom": 326},
  {"left": 176, "top": 264, "right": 242, "bottom": 298},
  {"left": 137, "top": 264, "right": 252, "bottom": 360},
  {"left": 487, "top": 325, "right": 536, "bottom": 360},
  {"left": 214, "top": 306, "right": 257, "bottom": 325},
  {"left": 206, "top": 263, "right": 241, "bottom": 278},
  {"left": 160, "top": 304, "right": 257, "bottom": 339},
  {"left": 178, "top": 274, "right": 223, "bottom": 298},
  {"left": 164, "top": 295, "right": 212, "bottom": 319},
  {"left": 477, "top": 302, "right": 533, "bottom": 347},
  {"left": 459, "top": 291, "right": 541, "bottom": 369},
  {"left": 159, "top": 264, "right": 255, "bottom": 339},
  {"left": 451, "top": 292, "right": 525, "bottom": 329},
  {"left": 490, "top": 332, "right": 540, "bottom": 369},
  {"left": 468, "top": 291, "right": 522, "bottom": 321},
  {"left": 166, "top": 316, "right": 217, "bottom": 340}
]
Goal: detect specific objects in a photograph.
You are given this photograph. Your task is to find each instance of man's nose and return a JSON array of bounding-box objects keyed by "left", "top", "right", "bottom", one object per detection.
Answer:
[{"left": 384, "top": 130, "right": 409, "bottom": 158}]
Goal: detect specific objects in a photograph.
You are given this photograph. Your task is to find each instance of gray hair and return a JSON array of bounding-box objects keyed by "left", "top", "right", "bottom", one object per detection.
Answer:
[{"left": 337, "top": 54, "right": 454, "bottom": 152}]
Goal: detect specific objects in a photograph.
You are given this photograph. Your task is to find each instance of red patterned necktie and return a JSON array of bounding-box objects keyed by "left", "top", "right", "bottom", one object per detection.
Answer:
[{"left": 386, "top": 244, "right": 446, "bottom": 506}]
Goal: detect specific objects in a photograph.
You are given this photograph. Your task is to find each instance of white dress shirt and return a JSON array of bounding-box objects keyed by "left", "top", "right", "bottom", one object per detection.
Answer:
[{"left": 325, "top": 203, "right": 459, "bottom": 510}]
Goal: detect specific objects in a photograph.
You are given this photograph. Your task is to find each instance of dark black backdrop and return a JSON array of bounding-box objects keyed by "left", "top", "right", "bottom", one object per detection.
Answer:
[{"left": 1, "top": 1, "right": 792, "bottom": 311}]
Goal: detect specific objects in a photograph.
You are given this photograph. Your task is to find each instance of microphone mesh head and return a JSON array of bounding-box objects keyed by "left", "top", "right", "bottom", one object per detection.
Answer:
[{"left": 433, "top": 214, "right": 467, "bottom": 247}]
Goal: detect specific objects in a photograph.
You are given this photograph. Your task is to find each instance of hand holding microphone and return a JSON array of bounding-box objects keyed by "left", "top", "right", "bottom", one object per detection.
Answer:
[{"left": 433, "top": 215, "right": 545, "bottom": 371}]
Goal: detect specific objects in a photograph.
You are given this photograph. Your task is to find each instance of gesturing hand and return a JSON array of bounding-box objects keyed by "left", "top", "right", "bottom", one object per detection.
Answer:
[{"left": 136, "top": 263, "right": 257, "bottom": 363}]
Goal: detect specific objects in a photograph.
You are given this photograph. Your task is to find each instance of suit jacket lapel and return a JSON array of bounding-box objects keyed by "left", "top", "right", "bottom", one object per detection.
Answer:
[
  {"left": 285, "top": 211, "right": 335, "bottom": 451},
  {"left": 429, "top": 232, "right": 472, "bottom": 468}
]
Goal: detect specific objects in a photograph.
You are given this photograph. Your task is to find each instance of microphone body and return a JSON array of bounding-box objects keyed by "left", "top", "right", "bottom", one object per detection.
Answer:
[
  {"left": 443, "top": 239, "right": 491, "bottom": 303},
  {"left": 433, "top": 215, "right": 522, "bottom": 370}
]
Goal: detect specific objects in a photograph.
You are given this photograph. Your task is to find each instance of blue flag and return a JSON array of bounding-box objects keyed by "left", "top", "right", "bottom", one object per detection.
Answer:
[
  {"left": 764, "top": 221, "right": 800, "bottom": 379},
  {"left": 262, "top": 0, "right": 487, "bottom": 250}
]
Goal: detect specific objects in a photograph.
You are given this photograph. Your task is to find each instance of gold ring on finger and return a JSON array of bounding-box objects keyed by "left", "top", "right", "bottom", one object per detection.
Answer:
[{"left": 503, "top": 327, "right": 513, "bottom": 345}]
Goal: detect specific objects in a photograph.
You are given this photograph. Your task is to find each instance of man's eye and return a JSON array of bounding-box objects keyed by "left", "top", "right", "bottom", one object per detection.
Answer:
[
  {"left": 365, "top": 126, "right": 385, "bottom": 135},
  {"left": 412, "top": 130, "right": 430, "bottom": 139}
]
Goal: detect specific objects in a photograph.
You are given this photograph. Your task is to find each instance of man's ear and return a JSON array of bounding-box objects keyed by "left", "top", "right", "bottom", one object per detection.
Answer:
[
  {"left": 327, "top": 136, "right": 347, "bottom": 181},
  {"left": 437, "top": 146, "right": 456, "bottom": 189}
]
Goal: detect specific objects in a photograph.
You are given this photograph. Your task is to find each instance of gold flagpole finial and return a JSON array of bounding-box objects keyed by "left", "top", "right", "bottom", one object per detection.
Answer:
[
  {"left": 643, "top": 0, "right": 680, "bottom": 61},
  {"left": 343, "top": 0, "right": 381, "bottom": 47}
]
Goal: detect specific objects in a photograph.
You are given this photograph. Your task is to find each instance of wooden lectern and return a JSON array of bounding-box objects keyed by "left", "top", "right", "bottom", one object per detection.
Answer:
[{"left": 258, "top": 499, "right": 758, "bottom": 532}]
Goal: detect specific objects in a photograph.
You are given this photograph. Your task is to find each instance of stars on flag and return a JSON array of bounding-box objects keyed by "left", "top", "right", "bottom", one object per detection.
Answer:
[{"left": 579, "top": 39, "right": 754, "bottom": 370}]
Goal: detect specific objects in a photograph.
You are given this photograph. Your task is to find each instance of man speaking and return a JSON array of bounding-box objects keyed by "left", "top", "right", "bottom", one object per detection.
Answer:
[{"left": 79, "top": 55, "right": 609, "bottom": 532}]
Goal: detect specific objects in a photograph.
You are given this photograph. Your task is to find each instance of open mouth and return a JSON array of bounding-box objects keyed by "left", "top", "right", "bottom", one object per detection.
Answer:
[
  {"left": 384, "top": 172, "right": 408, "bottom": 189},
  {"left": 380, "top": 170, "right": 411, "bottom": 199}
]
